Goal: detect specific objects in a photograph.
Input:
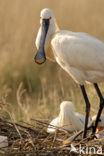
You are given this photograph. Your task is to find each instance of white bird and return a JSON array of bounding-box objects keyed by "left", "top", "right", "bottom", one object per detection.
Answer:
[
  {"left": 34, "top": 8, "right": 104, "bottom": 138},
  {"left": 92, "top": 114, "right": 104, "bottom": 133},
  {"left": 47, "top": 101, "right": 86, "bottom": 133},
  {"left": 92, "top": 114, "right": 104, "bottom": 139}
]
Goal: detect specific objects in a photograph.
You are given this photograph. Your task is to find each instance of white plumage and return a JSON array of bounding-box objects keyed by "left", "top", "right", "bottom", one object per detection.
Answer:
[
  {"left": 47, "top": 101, "right": 86, "bottom": 133},
  {"left": 92, "top": 114, "right": 104, "bottom": 139},
  {"left": 36, "top": 8, "right": 104, "bottom": 85},
  {"left": 52, "top": 31, "right": 104, "bottom": 84},
  {"left": 35, "top": 8, "right": 104, "bottom": 137},
  {"left": 92, "top": 114, "right": 104, "bottom": 129}
]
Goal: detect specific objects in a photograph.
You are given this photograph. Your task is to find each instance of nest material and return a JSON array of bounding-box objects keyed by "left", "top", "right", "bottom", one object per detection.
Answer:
[{"left": 0, "top": 116, "right": 104, "bottom": 156}]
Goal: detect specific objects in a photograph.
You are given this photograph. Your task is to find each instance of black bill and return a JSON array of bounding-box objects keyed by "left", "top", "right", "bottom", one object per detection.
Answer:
[{"left": 34, "top": 19, "right": 50, "bottom": 64}]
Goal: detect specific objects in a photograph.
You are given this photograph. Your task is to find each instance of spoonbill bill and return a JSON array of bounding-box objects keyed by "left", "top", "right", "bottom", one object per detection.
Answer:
[
  {"left": 47, "top": 101, "right": 86, "bottom": 133},
  {"left": 34, "top": 8, "right": 104, "bottom": 138}
]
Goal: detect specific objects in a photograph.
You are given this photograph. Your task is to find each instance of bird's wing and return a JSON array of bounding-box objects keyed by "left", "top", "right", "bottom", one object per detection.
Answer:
[
  {"left": 75, "top": 113, "right": 85, "bottom": 125},
  {"left": 75, "top": 112, "right": 91, "bottom": 125},
  {"left": 51, "top": 31, "right": 104, "bottom": 71},
  {"left": 47, "top": 117, "right": 59, "bottom": 133}
]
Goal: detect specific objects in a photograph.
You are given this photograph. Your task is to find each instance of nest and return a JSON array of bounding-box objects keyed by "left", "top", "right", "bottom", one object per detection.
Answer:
[{"left": 0, "top": 116, "right": 104, "bottom": 156}]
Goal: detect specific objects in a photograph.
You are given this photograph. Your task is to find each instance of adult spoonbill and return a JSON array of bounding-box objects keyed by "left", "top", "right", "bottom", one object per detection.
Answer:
[
  {"left": 47, "top": 101, "right": 86, "bottom": 133},
  {"left": 34, "top": 8, "right": 104, "bottom": 138}
]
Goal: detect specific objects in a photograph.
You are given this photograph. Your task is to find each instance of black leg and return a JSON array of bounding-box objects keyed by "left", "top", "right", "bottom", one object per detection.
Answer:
[
  {"left": 80, "top": 85, "right": 90, "bottom": 138},
  {"left": 93, "top": 83, "right": 104, "bottom": 133}
]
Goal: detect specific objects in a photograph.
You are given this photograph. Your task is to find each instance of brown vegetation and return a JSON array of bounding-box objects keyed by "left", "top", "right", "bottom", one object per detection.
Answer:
[
  {"left": 0, "top": 0, "right": 104, "bottom": 154},
  {"left": 0, "top": 0, "right": 104, "bottom": 121}
]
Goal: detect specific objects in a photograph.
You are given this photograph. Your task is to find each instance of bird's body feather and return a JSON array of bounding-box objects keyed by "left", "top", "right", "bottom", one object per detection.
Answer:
[
  {"left": 35, "top": 8, "right": 104, "bottom": 138},
  {"left": 47, "top": 101, "right": 87, "bottom": 133},
  {"left": 51, "top": 31, "right": 104, "bottom": 84}
]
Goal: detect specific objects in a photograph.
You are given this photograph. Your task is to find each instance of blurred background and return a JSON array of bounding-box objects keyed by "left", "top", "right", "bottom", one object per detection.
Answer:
[{"left": 0, "top": 0, "right": 104, "bottom": 122}]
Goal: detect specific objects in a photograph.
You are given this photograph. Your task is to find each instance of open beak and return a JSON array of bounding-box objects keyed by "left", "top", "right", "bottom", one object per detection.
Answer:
[{"left": 34, "top": 19, "right": 49, "bottom": 64}]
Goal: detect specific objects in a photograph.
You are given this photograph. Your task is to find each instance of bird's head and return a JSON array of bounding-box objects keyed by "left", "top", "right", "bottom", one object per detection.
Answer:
[{"left": 34, "top": 8, "right": 55, "bottom": 64}]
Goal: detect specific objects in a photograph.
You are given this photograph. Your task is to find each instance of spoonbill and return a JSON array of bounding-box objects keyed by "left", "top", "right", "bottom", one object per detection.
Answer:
[
  {"left": 47, "top": 101, "right": 87, "bottom": 133},
  {"left": 34, "top": 8, "right": 104, "bottom": 138},
  {"left": 92, "top": 114, "right": 104, "bottom": 133},
  {"left": 63, "top": 114, "right": 104, "bottom": 144},
  {"left": 92, "top": 114, "right": 104, "bottom": 139}
]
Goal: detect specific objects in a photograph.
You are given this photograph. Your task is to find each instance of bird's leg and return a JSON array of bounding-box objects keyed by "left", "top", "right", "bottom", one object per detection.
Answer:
[
  {"left": 93, "top": 83, "right": 104, "bottom": 133},
  {"left": 80, "top": 85, "right": 90, "bottom": 138}
]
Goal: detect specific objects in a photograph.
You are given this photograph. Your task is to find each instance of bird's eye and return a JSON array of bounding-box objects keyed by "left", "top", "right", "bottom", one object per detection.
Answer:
[{"left": 40, "top": 17, "right": 51, "bottom": 20}]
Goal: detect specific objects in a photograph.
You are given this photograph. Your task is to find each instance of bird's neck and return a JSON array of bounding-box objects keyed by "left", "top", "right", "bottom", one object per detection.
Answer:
[{"left": 45, "top": 21, "right": 59, "bottom": 62}]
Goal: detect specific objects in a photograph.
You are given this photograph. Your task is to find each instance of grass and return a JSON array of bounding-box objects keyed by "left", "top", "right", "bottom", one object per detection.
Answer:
[{"left": 0, "top": 0, "right": 104, "bottom": 123}]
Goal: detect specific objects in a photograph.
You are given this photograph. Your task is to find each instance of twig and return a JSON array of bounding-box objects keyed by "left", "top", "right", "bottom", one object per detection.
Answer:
[
  {"left": 5, "top": 146, "right": 71, "bottom": 155},
  {"left": 63, "top": 124, "right": 93, "bottom": 144},
  {"left": 20, "top": 121, "right": 36, "bottom": 128},
  {"left": 0, "top": 150, "right": 5, "bottom": 155},
  {"left": 0, "top": 116, "right": 39, "bottom": 134},
  {"left": 31, "top": 118, "right": 71, "bottom": 133}
]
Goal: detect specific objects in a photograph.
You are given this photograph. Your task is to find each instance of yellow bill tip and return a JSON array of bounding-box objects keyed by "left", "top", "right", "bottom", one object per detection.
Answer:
[{"left": 35, "top": 59, "right": 45, "bottom": 64}]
